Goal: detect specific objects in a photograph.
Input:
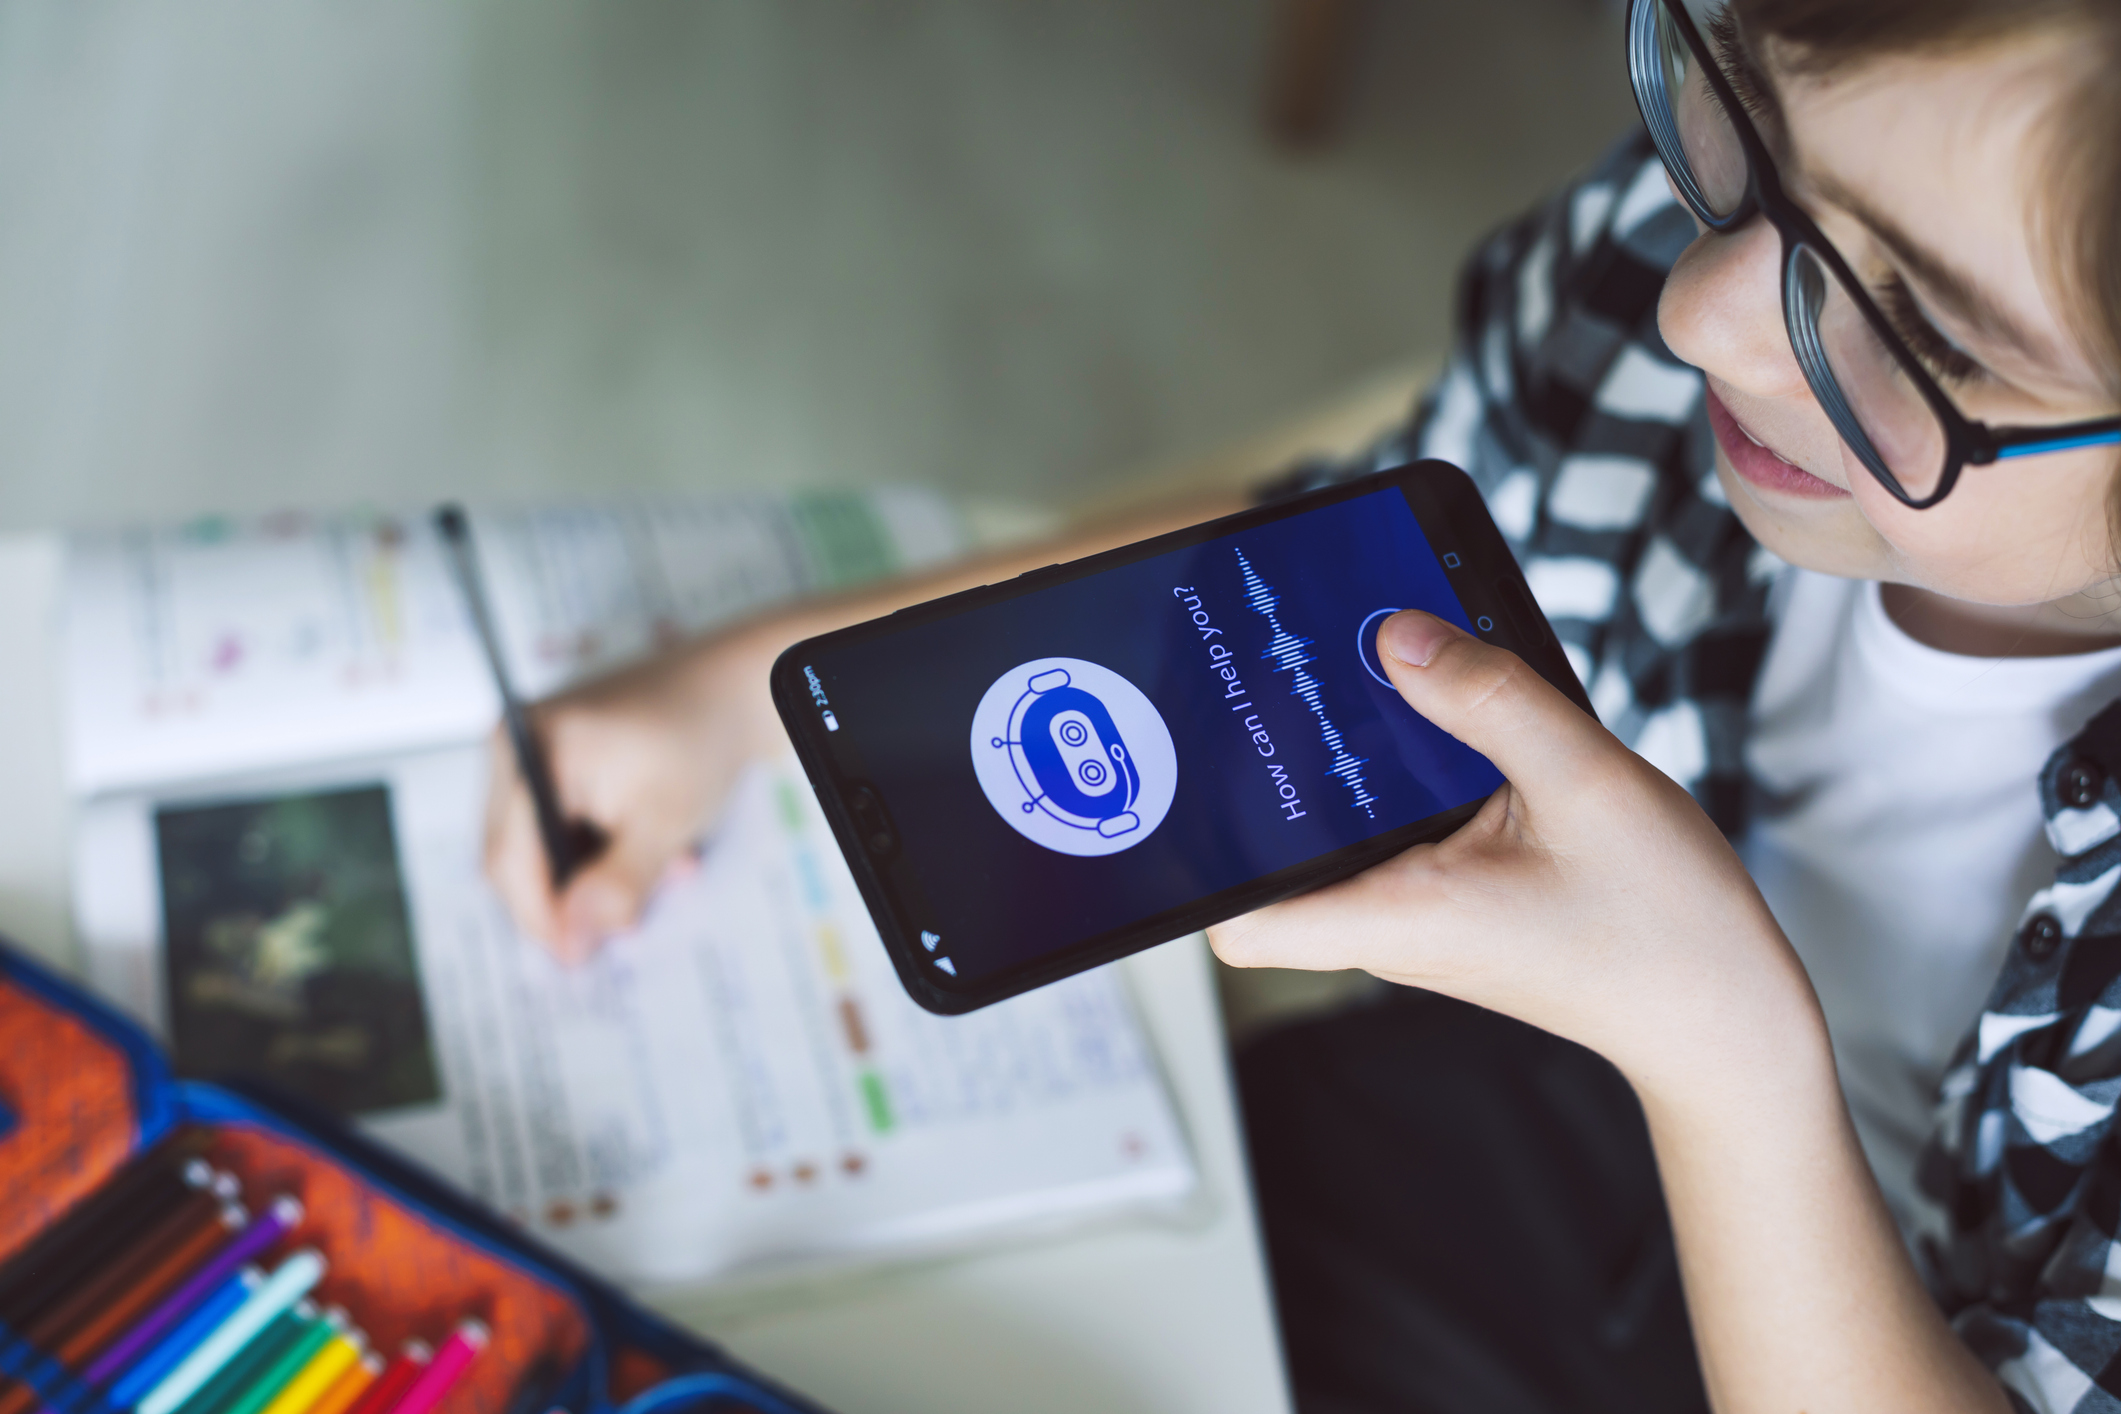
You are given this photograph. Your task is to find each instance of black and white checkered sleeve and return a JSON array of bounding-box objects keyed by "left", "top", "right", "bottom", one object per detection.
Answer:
[{"left": 1264, "top": 132, "right": 1776, "bottom": 833}]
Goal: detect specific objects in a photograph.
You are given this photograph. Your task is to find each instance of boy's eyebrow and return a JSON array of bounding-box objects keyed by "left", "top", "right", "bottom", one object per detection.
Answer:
[
  {"left": 1807, "top": 171, "right": 2058, "bottom": 366},
  {"left": 1730, "top": 16, "right": 2069, "bottom": 373}
]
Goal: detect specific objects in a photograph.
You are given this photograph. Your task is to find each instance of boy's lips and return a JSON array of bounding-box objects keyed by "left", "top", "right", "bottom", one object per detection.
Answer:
[{"left": 1706, "top": 389, "right": 1849, "bottom": 501}]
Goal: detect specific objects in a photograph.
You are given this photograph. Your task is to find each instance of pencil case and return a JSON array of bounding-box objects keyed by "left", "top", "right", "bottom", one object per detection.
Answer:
[{"left": 0, "top": 936, "right": 835, "bottom": 1414}]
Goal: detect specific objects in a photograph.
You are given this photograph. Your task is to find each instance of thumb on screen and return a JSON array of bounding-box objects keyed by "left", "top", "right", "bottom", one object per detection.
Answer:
[{"left": 1376, "top": 611, "right": 1602, "bottom": 795}]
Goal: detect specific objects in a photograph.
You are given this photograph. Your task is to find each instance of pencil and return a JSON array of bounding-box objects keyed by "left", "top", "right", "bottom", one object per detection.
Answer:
[
  {"left": 12, "top": 1185, "right": 226, "bottom": 1347},
  {"left": 170, "top": 1306, "right": 314, "bottom": 1414},
  {"left": 302, "top": 1354, "right": 381, "bottom": 1414},
  {"left": 106, "top": 1271, "right": 262, "bottom": 1410},
  {"left": 255, "top": 1326, "right": 365, "bottom": 1414},
  {"left": 84, "top": 1197, "right": 304, "bottom": 1391},
  {"left": 136, "top": 1250, "right": 327, "bottom": 1414},
  {"left": 338, "top": 1344, "right": 429, "bottom": 1414},
  {"left": 433, "top": 504, "right": 606, "bottom": 889},
  {"left": 0, "top": 1136, "right": 204, "bottom": 1317},
  {"left": 2, "top": 1187, "right": 235, "bottom": 1407},
  {"left": 217, "top": 1310, "right": 341, "bottom": 1414},
  {"left": 377, "top": 1322, "right": 485, "bottom": 1414},
  {"left": 0, "top": 1155, "right": 213, "bottom": 1329},
  {"left": 4, "top": 1202, "right": 244, "bottom": 1414},
  {"left": 0, "top": 1179, "right": 223, "bottom": 1414}
]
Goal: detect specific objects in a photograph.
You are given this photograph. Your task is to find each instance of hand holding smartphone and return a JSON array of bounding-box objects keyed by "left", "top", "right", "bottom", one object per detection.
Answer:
[{"left": 771, "top": 459, "right": 1589, "bottom": 1012}]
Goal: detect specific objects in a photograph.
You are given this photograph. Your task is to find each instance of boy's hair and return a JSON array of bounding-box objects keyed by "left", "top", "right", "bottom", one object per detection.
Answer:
[{"left": 1735, "top": 0, "right": 2121, "bottom": 397}]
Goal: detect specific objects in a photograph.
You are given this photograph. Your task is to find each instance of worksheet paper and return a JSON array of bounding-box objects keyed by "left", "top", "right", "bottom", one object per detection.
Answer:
[
  {"left": 62, "top": 492, "right": 962, "bottom": 795},
  {"left": 74, "top": 749, "right": 1196, "bottom": 1287},
  {"left": 421, "top": 756, "right": 1194, "bottom": 1283}
]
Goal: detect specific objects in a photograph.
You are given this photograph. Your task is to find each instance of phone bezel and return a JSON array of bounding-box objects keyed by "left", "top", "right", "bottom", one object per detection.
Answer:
[{"left": 770, "top": 459, "right": 1594, "bottom": 1014}]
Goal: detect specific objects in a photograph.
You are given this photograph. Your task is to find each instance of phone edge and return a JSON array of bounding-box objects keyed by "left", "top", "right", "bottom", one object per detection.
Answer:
[{"left": 770, "top": 457, "right": 1591, "bottom": 1013}]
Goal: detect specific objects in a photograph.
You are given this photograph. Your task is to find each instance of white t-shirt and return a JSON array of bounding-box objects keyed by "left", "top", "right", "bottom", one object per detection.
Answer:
[{"left": 1740, "top": 569, "right": 2121, "bottom": 1231}]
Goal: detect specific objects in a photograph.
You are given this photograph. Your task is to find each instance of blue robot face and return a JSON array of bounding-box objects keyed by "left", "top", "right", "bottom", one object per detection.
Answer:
[
  {"left": 973, "top": 658, "right": 1177, "bottom": 855},
  {"left": 1006, "top": 669, "right": 1143, "bottom": 837}
]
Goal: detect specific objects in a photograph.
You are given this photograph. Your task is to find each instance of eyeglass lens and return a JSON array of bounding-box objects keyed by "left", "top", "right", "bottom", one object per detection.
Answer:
[
  {"left": 1637, "top": 0, "right": 1951, "bottom": 501},
  {"left": 1786, "top": 247, "right": 1950, "bottom": 498},
  {"left": 1652, "top": 1, "right": 1747, "bottom": 219}
]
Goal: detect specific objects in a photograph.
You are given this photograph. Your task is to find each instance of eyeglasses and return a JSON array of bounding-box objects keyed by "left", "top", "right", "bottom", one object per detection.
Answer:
[{"left": 1626, "top": 0, "right": 2121, "bottom": 508}]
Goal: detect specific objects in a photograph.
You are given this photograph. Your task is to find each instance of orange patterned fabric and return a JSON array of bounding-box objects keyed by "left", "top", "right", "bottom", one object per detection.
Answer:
[
  {"left": 0, "top": 970, "right": 715, "bottom": 1414},
  {"left": 0, "top": 980, "right": 138, "bottom": 1268},
  {"left": 208, "top": 1127, "right": 591, "bottom": 1414}
]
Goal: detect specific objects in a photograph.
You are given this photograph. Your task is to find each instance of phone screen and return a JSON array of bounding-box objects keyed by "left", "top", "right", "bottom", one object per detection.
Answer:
[{"left": 800, "top": 484, "right": 1505, "bottom": 985}]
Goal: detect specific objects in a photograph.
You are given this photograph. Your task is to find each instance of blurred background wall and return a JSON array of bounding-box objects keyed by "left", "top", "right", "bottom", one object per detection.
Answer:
[{"left": 0, "top": 0, "right": 1637, "bottom": 530}]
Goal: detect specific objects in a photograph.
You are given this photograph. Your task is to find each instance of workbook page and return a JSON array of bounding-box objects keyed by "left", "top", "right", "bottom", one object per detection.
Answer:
[
  {"left": 380, "top": 753, "right": 1195, "bottom": 1285},
  {"left": 62, "top": 492, "right": 962, "bottom": 796},
  {"left": 73, "top": 748, "right": 1195, "bottom": 1288}
]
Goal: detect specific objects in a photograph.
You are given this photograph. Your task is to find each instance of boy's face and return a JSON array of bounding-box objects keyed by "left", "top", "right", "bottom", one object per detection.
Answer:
[{"left": 1654, "top": 25, "right": 2121, "bottom": 617}]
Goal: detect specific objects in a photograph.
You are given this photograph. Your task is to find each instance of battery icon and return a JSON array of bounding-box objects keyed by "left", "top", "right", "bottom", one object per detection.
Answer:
[{"left": 822, "top": 711, "right": 840, "bottom": 732}]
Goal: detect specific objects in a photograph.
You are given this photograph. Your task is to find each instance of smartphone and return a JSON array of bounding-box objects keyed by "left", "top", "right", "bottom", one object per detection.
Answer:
[{"left": 771, "top": 459, "right": 1591, "bottom": 1014}]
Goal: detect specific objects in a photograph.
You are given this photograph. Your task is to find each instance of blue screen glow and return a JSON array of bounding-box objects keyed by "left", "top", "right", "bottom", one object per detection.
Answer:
[{"left": 814, "top": 487, "right": 1505, "bottom": 980}]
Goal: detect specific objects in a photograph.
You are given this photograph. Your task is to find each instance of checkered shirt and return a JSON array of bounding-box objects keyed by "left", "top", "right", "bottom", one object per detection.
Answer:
[{"left": 1267, "top": 131, "right": 2121, "bottom": 1412}]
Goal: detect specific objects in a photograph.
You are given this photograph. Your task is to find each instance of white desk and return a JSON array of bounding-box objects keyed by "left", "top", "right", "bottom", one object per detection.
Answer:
[{"left": 0, "top": 531, "right": 1292, "bottom": 1414}]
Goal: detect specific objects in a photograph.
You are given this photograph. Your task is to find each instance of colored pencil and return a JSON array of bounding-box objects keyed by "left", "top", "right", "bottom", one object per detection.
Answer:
[
  {"left": 300, "top": 1353, "right": 380, "bottom": 1414},
  {"left": 0, "top": 1172, "right": 217, "bottom": 1414},
  {"left": 21, "top": 1187, "right": 228, "bottom": 1342},
  {"left": 379, "top": 1323, "right": 485, "bottom": 1414},
  {"left": 106, "top": 1271, "right": 261, "bottom": 1410},
  {"left": 9, "top": 1203, "right": 244, "bottom": 1414},
  {"left": 170, "top": 1307, "right": 314, "bottom": 1414},
  {"left": 84, "top": 1198, "right": 303, "bottom": 1391},
  {"left": 216, "top": 1311, "right": 339, "bottom": 1414},
  {"left": 339, "top": 1345, "right": 428, "bottom": 1414},
  {"left": 0, "top": 1138, "right": 202, "bottom": 1316},
  {"left": 136, "top": 1250, "right": 326, "bottom": 1414},
  {"left": 0, "top": 1156, "right": 211, "bottom": 1328},
  {"left": 255, "top": 1326, "right": 365, "bottom": 1414},
  {"left": 0, "top": 1186, "right": 230, "bottom": 1402}
]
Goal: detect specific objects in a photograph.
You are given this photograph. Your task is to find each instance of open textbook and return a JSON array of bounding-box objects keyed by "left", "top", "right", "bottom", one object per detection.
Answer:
[
  {"left": 63, "top": 496, "right": 1197, "bottom": 1289},
  {"left": 63, "top": 493, "right": 965, "bottom": 793}
]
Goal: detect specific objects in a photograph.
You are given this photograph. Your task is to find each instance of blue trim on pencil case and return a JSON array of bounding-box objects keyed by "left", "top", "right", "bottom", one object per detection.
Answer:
[
  {"left": 104, "top": 1274, "right": 253, "bottom": 1411},
  {"left": 615, "top": 1373, "right": 807, "bottom": 1414},
  {"left": 0, "top": 944, "right": 179, "bottom": 1151},
  {"left": 0, "top": 936, "right": 834, "bottom": 1414}
]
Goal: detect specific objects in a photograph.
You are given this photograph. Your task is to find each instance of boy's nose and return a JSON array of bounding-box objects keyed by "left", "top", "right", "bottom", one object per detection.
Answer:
[{"left": 1657, "top": 219, "right": 1811, "bottom": 404}]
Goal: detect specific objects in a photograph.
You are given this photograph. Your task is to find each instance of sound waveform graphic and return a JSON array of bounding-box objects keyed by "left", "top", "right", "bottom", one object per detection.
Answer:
[{"left": 1234, "top": 548, "right": 1379, "bottom": 819}]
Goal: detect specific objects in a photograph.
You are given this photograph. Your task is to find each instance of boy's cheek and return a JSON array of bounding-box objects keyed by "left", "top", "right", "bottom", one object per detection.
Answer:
[{"left": 1843, "top": 449, "right": 2121, "bottom": 607}]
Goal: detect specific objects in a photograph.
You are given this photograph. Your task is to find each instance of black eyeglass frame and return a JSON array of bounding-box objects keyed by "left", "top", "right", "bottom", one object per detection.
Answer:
[{"left": 1626, "top": 0, "right": 2121, "bottom": 509}]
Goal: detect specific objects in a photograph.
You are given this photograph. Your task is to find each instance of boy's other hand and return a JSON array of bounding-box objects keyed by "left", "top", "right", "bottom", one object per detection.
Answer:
[
  {"left": 482, "top": 625, "right": 788, "bottom": 963},
  {"left": 1209, "top": 610, "right": 1807, "bottom": 1091}
]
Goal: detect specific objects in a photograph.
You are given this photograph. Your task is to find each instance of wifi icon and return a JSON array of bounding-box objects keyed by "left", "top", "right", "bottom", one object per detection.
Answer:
[{"left": 920, "top": 930, "right": 942, "bottom": 952}]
